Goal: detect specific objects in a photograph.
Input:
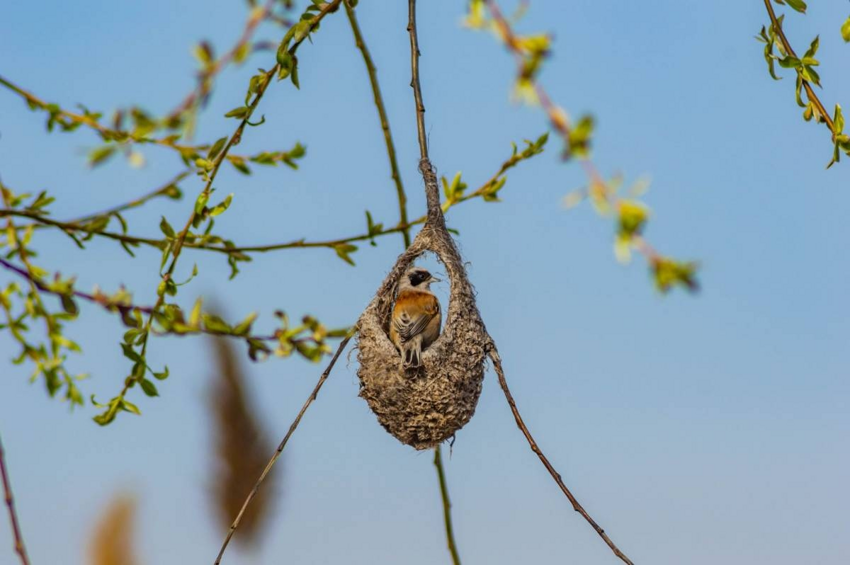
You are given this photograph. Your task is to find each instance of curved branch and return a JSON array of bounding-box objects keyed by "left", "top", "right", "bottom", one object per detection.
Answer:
[{"left": 487, "top": 343, "right": 635, "bottom": 565}]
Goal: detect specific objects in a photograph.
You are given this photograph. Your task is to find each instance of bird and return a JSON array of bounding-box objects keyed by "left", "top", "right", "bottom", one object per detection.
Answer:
[{"left": 390, "top": 266, "right": 442, "bottom": 368}]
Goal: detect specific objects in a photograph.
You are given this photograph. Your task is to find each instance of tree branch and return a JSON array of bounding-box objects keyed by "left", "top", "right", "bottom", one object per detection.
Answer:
[
  {"left": 214, "top": 334, "right": 352, "bottom": 564},
  {"left": 487, "top": 343, "right": 635, "bottom": 565},
  {"left": 344, "top": 0, "right": 411, "bottom": 248},
  {"left": 762, "top": 0, "right": 835, "bottom": 135},
  {"left": 0, "top": 256, "right": 347, "bottom": 348},
  {"left": 0, "top": 434, "right": 30, "bottom": 565},
  {"left": 0, "top": 143, "right": 535, "bottom": 257}
]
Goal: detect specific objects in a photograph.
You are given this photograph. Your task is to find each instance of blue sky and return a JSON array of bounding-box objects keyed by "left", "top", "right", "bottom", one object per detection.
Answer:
[{"left": 1, "top": 1, "right": 848, "bottom": 564}]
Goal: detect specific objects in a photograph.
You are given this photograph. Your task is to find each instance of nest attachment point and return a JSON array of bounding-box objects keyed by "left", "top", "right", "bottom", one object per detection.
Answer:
[{"left": 356, "top": 163, "right": 489, "bottom": 450}]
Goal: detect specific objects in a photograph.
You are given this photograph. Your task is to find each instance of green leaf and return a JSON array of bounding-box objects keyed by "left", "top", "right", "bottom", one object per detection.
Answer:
[
  {"left": 189, "top": 297, "right": 203, "bottom": 327},
  {"left": 225, "top": 106, "right": 249, "bottom": 119},
  {"left": 778, "top": 56, "right": 801, "bottom": 69},
  {"left": 60, "top": 294, "right": 78, "bottom": 316},
  {"left": 778, "top": 0, "right": 807, "bottom": 14},
  {"left": 88, "top": 145, "right": 116, "bottom": 167},
  {"left": 121, "top": 343, "right": 142, "bottom": 363},
  {"left": 159, "top": 216, "right": 175, "bottom": 238},
  {"left": 803, "top": 35, "right": 819, "bottom": 59},
  {"left": 842, "top": 16, "right": 850, "bottom": 42},
  {"left": 120, "top": 399, "right": 142, "bottom": 416},
  {"left": 290, "top": 61, "right": 300, "bottom": 89},
  {"left": 207, "top": 137, "right": 228, "bottom": 161},
  {"left": 277, "top": 49, "right": 294, "bottom": 81},
  {"left": 652, "top": 258, "right": 699, "bottom": 293},
  {"left": 209, "top": 193, "right": 233, "bottom": 217},
  {"left": 194, "top": 192, "right": 210, "bottom": 215},
  {"left": 334, "top": 243, "right": 357, "bottom": 266},
  {"left": 139, "top": 378, "right": 159, "bottom": 397},
  {"left": 233, "top": 312, "right": 258, "bottom": 336},
  {"left": 152, "top": 365, "right": 169, "bottom": 380},
  {"left": 203, "top": 314, "right": 232, "bottom": 333}
]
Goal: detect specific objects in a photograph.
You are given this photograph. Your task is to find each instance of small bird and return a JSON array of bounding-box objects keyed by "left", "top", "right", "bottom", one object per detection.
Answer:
[{"left": 390, "top": 266, "right": 442, "bottom": 368}]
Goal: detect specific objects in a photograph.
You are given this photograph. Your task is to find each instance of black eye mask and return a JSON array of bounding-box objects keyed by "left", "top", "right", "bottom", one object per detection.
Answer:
[{"left": 409, "top": 270, "right": 430, "bottom": 286}]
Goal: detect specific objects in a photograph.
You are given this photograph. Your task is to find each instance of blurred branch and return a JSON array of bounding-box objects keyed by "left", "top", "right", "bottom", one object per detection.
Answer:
[
  {"left": 0, "top": 434, "right": 30, "bottom": 565},
  {"left": 163, "top": 0, "right": 286, "bottom": 127},
  {"left": 487, "top": 344, "right": 634, "bottom": 565},
  {"left": 0, "top": 76, "right": 268, "bottom": 167},
  {"left": 344, "top": 0, "right": 411, "bottom": 248},
  {"left": 475, "top": 0, "right": 698, "bottom": 293},
  {"left": 434, "top": 446, "right": 462, "bottom": 565},
  {"left": 214, "top": 333, "right": 353, "bottom": 564},
  {"left": 0, "top": 74, "right": 198, "bottom": 153},
  {"left": 209, "top": 334, "right": 276, "bottom": 544}
]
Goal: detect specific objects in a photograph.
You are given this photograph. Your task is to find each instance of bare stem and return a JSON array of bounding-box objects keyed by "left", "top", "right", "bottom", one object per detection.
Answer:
[
  {"left": 434, "top": 446, "right": 462, "bottom": 565},
  {"left": 487, "top": 344, "right": 635, "bottom": 565},
  {"left": 0, "top": 434, "right": 30, "bottom": 565},
  {"left": 344, "top": 0, "right": 411, "bottom": 248},
  {"left": 214, "top": 334, "right": 352, "bottom": 564},
  {"left": 407, "top": 0, "right": 429, "bottom": 162}
]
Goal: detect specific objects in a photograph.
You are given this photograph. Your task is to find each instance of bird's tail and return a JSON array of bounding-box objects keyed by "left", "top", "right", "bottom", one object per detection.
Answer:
[{"left": 401, "top": 336, "right": 423, "bottom": 368}]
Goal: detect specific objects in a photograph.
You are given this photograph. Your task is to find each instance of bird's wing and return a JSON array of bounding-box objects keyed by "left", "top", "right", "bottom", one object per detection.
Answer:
[{"left": 393, "top": 292, "right": 440, "bottom": 342}]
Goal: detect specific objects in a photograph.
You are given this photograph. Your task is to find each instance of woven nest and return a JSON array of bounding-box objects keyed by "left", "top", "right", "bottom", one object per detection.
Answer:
[{"left": 356, "top": 162, "right": 489, "bottom": 450}]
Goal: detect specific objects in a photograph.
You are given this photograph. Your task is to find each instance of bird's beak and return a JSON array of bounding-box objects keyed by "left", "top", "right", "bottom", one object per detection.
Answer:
[{"left": 430, "top": 275, "right": 442, "bottom": 283}]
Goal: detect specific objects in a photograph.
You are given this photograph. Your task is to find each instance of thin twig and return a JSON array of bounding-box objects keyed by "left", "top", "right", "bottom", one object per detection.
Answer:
[
  {"left": 0, "top": 434, "right": 31, "bottom": 565},
  {"left": 487, "top": 344, "right": 635, "bottom": 565},
  {"left": 434, "top": 446, "right": 462, "bottom": 565},
  {"left": 762, "top": 0, "right": 835, "bottom": 135},
  {"left": 0, "top": 74, "right": 200, "bottom": 155},
  {"left": 344, "top": 0, "right": 411, "bottom": 248},
  {"left": 214, "top": 334, "right": 352, "bottom": 564},
  {"left": 11, "top": 171, "right": 190, "bottom": 233},
  {"left": 407, "top": 0, "right": 429, "bottom": 162},
  {"left": 0, "top": 147, "right": 526, "bottom": 256}
]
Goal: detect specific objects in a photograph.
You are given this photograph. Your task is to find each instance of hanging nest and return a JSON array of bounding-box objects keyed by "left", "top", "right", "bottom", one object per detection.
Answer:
[{"left": 356, "top": 161, "right": 489, "bottom": 450}]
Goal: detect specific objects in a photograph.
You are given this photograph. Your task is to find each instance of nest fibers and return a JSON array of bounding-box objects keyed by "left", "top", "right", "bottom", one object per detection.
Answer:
[{"left": 356, "top": 161, "right": 489, "bottom": 450}]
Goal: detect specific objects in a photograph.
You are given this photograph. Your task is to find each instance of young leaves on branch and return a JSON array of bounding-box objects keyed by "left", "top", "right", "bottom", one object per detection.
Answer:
[{"left": 758, "top": 1, "right": 848, "bottom": 167}]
